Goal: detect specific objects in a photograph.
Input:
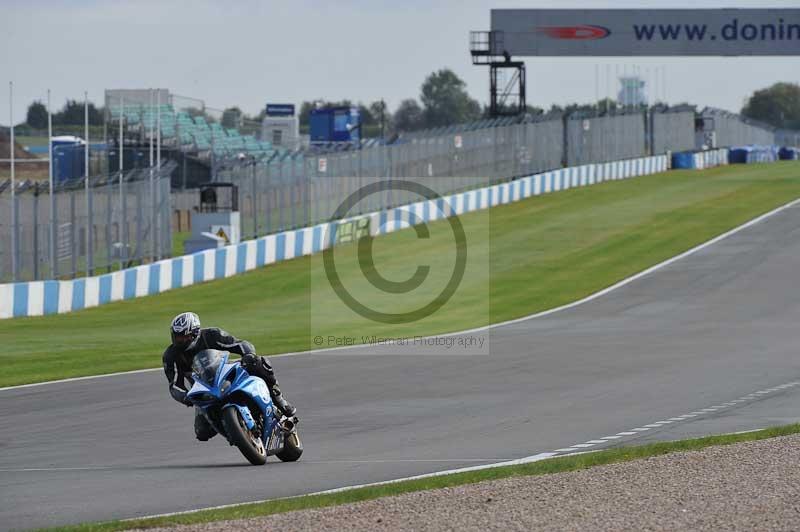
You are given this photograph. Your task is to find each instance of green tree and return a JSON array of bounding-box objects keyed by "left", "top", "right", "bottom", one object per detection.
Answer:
[
  {"left": 52, "top": 99, "right": 104, "bottom": 126},
  {"left": 221, "top": 107, "right": 242, "bottom": 129},
  {"left": 369, "top": 100, "right": 391, "bottom": 134},
  {"left": 26, "top": 101, "right": 48, "bottom": 129},
  {"left": 742, "top": 82, "right": 800, "bottom": 130},
  {"left": 419, "top": 69, "right": 481, "bottom": 128},
  {"left": 393, "top": 99, "right": 424, "bottom": 132}
]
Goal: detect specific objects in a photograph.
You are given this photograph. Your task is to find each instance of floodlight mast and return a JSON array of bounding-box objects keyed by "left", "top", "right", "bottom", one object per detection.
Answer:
[{"left": 470, "top": 31, "right": 526, "bottom": 118}]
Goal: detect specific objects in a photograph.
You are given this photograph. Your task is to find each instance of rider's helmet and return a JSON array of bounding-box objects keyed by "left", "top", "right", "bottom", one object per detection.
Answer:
[{"left": 170, "top": 312, "right": 201, "bottom": 351}]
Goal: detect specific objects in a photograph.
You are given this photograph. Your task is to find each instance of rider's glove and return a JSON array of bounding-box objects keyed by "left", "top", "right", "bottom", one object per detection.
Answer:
[
  {"left": 240, "top": 353, "right": 257, "bottom": 366},
  {"left": 169, "top": 384, "right": 189, "bottom": 405}
]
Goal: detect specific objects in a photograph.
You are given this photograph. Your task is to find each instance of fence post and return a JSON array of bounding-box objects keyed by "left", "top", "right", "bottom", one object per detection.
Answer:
[
  {"left": 33, "top": 184, "right": 40, "bottom": 280},
  {"left": 87, "top": 179, "right": 94, "bottom": 276},
  {"left": 252, "top": 161, "right": 258, "bottom": 239},
  {"left": 11, "top": 189, "right": 20, "bottom": 281},
  {"left": 107, "top": 178, "right": 113, "bottom": 273},
  {"left": 136, "top": 179, "right": 143, "bottom": 262},
  {"left": 70, "top": 191, "right": 77, "bottom": 277}
]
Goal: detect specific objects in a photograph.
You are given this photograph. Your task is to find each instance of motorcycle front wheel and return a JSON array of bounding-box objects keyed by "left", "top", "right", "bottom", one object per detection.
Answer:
[{"left": 221, "top": 406, "right": 267, "bottom": 465}]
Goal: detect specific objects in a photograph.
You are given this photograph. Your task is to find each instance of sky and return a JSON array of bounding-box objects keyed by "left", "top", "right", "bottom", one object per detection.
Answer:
[{"left": 1, "top": 0, "right": 799, "bottom": 125}]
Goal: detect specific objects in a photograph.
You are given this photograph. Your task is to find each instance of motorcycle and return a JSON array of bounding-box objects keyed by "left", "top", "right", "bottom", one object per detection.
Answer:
[{"left": 186, "top": 349, "right": 302, "bottom": 465}]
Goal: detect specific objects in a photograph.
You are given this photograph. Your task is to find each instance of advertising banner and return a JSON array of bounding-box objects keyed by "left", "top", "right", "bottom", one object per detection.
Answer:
[{"left": 491, "top": 9, "right": 800, "bottom": 56}]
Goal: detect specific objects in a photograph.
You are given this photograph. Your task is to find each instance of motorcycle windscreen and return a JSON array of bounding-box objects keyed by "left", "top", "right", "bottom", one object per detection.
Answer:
[{"left": 191, "top": 349, "right": 226, "bottom": 386}]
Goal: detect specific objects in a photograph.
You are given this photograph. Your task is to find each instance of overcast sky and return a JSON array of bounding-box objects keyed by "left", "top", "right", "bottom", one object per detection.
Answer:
[{"left": 2, "top": 0, "right": 799, "bottom": 125}]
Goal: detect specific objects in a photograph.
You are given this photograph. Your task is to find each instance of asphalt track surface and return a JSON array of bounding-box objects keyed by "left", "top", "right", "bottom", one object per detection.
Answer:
[{"left": 3, "top": 202, "right": 800, "bottom": 531}]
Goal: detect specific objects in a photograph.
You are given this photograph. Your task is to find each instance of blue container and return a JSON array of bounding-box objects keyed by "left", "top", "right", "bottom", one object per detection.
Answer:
[
  {"left": 671, "top": 151, "right": 695, "bottom": 169},
  {"left": 51, "top": 136, "right": 86, "bottom": 182},
  {"left": 728, "top": 147, "right": 750, "bottom": 164},
  {"left": 779, "top": 147, "right": 799, "bottom": 160},
  {"left": 309, "top": 106, "right": 361, "bottom": 143}
]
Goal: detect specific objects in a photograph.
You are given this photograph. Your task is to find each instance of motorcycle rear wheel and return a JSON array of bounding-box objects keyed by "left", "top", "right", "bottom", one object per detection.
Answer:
[
  {"left": 276, "top": 431, "right": 303, "bottom": 462},
  {"left": 221, "top": 406, "right": 267, "bottom": 465}
]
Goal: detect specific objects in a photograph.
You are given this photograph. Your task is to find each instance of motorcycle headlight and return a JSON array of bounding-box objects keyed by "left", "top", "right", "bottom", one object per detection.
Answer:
[{"left": 190, "top": 392, "right": 217, "bottom": 403}]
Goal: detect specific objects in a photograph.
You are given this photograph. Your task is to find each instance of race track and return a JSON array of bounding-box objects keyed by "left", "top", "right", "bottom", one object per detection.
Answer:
[{"left": 2, "top": 201, "right": 800, "bottom": 531}]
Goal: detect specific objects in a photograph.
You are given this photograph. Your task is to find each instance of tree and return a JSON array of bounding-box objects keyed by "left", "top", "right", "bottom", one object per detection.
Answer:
[
  {"left": 26, "top": 101, "right": 48, "bottom": 129},
  {"left": 51, "top": 99, "right": 104, "bottom": 126},
  {"left": 393, "top": 99, "right": 424, "bottom": 132},
  {"left": 419, "top": 69, "right": 481, "bottom": 128},
  {"left": 221, "top": 107, "right": 242, "bottom": 129},
  {"left": 742, "top": 82, "right": 800, "bottom": 130},
  {"left": 357, "top": 103, "right": 375, "bottom": 126},
  {"left": 369, "top": 100, "right": 391, "bottom": 134}
]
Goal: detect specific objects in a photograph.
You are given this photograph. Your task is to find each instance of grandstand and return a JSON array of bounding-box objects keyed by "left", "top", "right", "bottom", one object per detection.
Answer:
[{"left": 105, "top": 89, "right": 281, "bottom": 162}]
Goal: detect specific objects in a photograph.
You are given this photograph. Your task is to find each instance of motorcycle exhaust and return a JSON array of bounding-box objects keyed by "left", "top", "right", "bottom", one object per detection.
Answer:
[{"left": 280, "top": 416, "right": 298, "bottom": 433}]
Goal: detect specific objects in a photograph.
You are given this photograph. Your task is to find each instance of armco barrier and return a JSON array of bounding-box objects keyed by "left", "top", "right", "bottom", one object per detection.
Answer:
[{"left": 0, "top": 155, "right": 670, "bottom": 319}]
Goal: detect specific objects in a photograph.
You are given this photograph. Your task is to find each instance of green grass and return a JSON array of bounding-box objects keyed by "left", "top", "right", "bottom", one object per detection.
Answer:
[
  {"left": 171, "top": 231, "right": 190, "bottom": 257},
  {"left": 15, "top": 135, "right": 49, "bottom": 148},
  {"left": 2, "top": 162, "right": 800, "bottom": 387},
  {"left": 38, "top": 423, "right": 800, "bottom": 531}
]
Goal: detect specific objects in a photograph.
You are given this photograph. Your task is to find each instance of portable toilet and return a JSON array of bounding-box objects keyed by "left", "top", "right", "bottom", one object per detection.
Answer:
[{"left": 51, "top": 136, "right": 86, "bottom": 182}]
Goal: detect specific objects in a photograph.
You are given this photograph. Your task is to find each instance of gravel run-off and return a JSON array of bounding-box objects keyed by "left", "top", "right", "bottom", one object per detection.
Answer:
[{"left": 136, "top": 434, "right": 800, "bottom": 532}]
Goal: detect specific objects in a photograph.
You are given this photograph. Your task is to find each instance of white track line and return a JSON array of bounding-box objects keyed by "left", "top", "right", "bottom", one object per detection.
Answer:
[
  {"left": 5, "top": 197, "right": 799, "bottom": 393},
  {"left": 546, "top": 380, "right": 800, "bottom": 457}
]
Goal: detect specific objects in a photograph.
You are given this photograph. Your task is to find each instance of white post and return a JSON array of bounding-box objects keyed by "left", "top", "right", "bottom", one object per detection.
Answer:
[
  {"left": 48, "top": 89, "right": 56, "bottom": 277},
  {"left": 149, "top": 89, "right": 154, "bottom": 261},
  {"left": 84, "top": 91, "right": 92, "bottom": 276},
  {"left": 118, "top": 96, "right": 124, "bottom": 270},
  {"left": 9, "top": 81, "right": 17, "bottom": 280},
  {"left": 155, "top": 90, "right": 161, "bottom": 260}
]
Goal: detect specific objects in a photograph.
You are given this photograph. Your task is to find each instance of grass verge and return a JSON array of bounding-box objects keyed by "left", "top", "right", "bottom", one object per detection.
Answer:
[
  {"left": 2, "top": 162, "right": 800, "bottom": 386},
  {"left": 39, "top": 423, "right": 800, "bottom": 531}
]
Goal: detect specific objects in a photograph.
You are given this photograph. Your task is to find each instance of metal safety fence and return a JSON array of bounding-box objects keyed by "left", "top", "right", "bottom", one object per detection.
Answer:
[{"left": 0, "top": 166, "right": 172, "bottom": 283}]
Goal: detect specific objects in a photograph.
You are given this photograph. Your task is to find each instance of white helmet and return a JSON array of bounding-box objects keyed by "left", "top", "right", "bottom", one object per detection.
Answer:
[{"left": 171, "top": 312, "right": 201, "bottom": 350}]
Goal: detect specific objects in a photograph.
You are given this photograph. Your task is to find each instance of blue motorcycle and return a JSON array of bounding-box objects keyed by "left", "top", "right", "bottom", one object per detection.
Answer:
[{"left": 186, "top": 349, "right": 302, "bottom": 465}]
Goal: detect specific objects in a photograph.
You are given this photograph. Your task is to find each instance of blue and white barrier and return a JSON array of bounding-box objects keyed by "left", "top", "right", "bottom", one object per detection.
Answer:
[
  {"left": 693, "top": 148, "right": 729, "bottom": 170},
  {"left": 729, "top": 145, "right": 779, "bottom": 164},
  {"left": 671, "top": 148, "right": 729, "bottom": 170},
  {"left": 1, "top": 155, "right": 671, "bottom": 319}
]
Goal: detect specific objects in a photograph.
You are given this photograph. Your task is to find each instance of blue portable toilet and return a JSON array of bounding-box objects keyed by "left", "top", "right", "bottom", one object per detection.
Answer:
[
  {"left": 309, "top": 106, "right": 361, "bottom": 144},
  {"left": 51, "top": 135, "right": 86, "bottom": 182}
]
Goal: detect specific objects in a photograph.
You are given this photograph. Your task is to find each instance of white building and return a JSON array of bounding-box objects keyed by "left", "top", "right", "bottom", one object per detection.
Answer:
[{"left": 618, "top": 77, "right": 647, "bottom": 107}]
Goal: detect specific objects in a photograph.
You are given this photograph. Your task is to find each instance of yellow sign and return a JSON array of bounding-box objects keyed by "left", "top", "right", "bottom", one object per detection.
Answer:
[{"left": 215, "top": 227, "right": 230, "bottom": 244}]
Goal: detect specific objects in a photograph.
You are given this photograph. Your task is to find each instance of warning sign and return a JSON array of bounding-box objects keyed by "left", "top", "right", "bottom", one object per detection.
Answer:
[{"left": 211, "top": 225, "right": 231, "bottom": 244}]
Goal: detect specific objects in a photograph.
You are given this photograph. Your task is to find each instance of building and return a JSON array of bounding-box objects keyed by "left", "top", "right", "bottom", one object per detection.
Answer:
[{"left": 618, "top": 76, "right": 647, "bottom": 107}]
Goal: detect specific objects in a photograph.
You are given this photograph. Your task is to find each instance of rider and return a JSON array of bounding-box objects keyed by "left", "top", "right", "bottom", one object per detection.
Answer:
[{"left": 162, "top": 311, "right": 296, "bottom": 441}]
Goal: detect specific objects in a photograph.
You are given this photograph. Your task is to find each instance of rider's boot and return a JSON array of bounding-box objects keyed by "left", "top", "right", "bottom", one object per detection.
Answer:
[{"left": 269, "top": 384, "right": 297, "bottom": 418}]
